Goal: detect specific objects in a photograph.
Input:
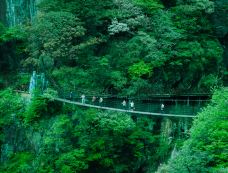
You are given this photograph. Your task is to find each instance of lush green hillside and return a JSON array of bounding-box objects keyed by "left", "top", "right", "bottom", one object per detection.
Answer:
[
  {"left": 0, "top": 0, "right": 227, "bottom": 95},
  {"left": 0, "top": 89, "right": 182, "bottom": 172},
  {"left": 157, "top": 88, "right": 228, "bottom": 172},
  {"left": 0, "top": 0, "right": 227, "bottom": 172}
]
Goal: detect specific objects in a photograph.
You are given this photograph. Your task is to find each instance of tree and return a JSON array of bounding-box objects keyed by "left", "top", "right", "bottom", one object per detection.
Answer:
[
  {"left": 55, "top": 149, "right": 88, "bottom": 173},
  {"left": 0, "top": 152, "right": 34, "bottom": 173},
  {"left": 0, "top": 89, "right": 24, "bottom": 161},
  {"left": 166, "top": 88, "right": 228, "bottom": 172},
  {"left": 132, "top": 0, "right": 164, "bottom": 13},
  {"left": 73, "top": 110, "right": 156, "bottom": 173},
  {"left": 0, "top": 89, "right": 23, "bottom": 126},
  {"left": 0, "top": 25, "right": 27, "bottom": 73},
  {"left": 26, "top": 11, "right": 86, "bottom": 70}
]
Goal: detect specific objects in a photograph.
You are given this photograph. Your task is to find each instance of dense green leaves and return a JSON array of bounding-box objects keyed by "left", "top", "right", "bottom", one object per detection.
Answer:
[
  {"left": 0, "top": 89, "right": 172, "bottom": 173},
  {"left": 165, "top": 88, "right": 228, "bottom": 172},
  {"left": 13, "top": 0, "right": 223, "bottom": 95},
  {"left": 55, "top": 149, "right": 88, "bottom": 173},
  {"left": 0, "top": 152, "right": 34, "bottom": 173},
  {"left": 0, "top": 89, "right": 23, "bottom": 126},
  {"left": 0, "top": 0, "right": 226, "bottom": 94},
  {"left": 73, "top": 110, "right": 157, "bottom": 172},
  {"left": 132, "top": 0, "right": 164, "bottom": 12},
  {"left": 0, "top": 0, "right": 227, "bottom": 172},
  {"left": 26, "top": 12, "right": 86, "bottom": 69},
  {"left": 128, "top": 61, "right": 152, "bottom": 79},
  {"left": 0, "top": 24, "right": 27, "bottom": 74}
]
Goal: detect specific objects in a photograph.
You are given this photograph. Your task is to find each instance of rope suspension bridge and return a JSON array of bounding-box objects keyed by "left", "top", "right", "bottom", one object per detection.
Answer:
[
  {"left": 53, "top": 98, "right": 196, "bottom": 118},
  {"left": 18, "top": 71, "right": 210, "bottom": 118},
  {"left": 19, "top": 89, "right": 207, "bottom": 118}
]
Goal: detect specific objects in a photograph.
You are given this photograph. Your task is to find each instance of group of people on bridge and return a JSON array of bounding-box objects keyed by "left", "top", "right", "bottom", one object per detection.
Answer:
[
  {"left": 69, "top": 92, "right": 165, "bottom": 112},
  {"left": 121, "top": 100, "right": 135, "bottom": 110},
  {"left": 69, "top": 92, "right": 107, "bottom": 107}
]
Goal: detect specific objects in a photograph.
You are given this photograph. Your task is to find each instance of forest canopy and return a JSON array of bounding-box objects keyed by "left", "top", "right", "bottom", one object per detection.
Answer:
[
  {"left": 0, "top": 0, "right": 227, "bottom": 173},
  {"left": 0, "top": 0, "right": 227, "bottom": 95}
]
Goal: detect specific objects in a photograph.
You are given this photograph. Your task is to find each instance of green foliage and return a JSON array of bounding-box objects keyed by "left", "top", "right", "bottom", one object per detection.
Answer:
[
  {"left": 55, "top": 149, "right": 88, "bottom": 173},
  {"left": 110, "top": 71, "right": 128, "bottom": 90},
  {"left": 198, "top": 74, "right": 221, "bottom": 91},
  {"left": 0, "top": 107, "right": 162, "bottom": 173},
  {"left": 0, "top": 0, "right": 227, "bottom": 172},
  {"left": 133, "top": 0, "right": 164, "bottom": 12},
  {"left": 108, "top": 18, "right": 130, "bottom": 35},
  {"left": 23, "top": 97, "right": 48, "bottom": 124},
  {"left": 52, "top": 66, "right": 92, "bottom": 93},
  {"left": 38, "top": 0, "right": 117, "bottom": 36},
  {"left": 0, "top": 0, "right": 222, "bottom": 95},
  {"left": 14, "top": 73, "right": 30, "bottom": 91},
  {"left": 166, "top": 88, "right": 228, "bottom": 172},
  {"left": 0, "top": 26, "right": 27, "bottom": 42},
  {"left": 72, "top": 110, "right": 157, "bottom": 172},
  {"left": 128, "top": 61, "right": 152, "bottom": 79},
  {"left": 43, "top": 88, "right": 58, "bottom": 100},
  {"left": 0, "top": 22, "right": 6, "bottom": 36},
  {"left": 0, "top": 89, "right": 23, "bottom": 150},
  {"left": 0, "top": 0, "right": 225, "bottom": 95},
  {"left": 22, "top": 96, "right": 62, "bottom": 125},
  {"left": 0, "top": 25, "right": 27, "bottom": 74},
  {"left": 25, "top": 11, "right": 86, "bottom": 69},
  {"left": 124, "top": 78, "right": 152, "bottom": 96},
  {"left": 43, "top": 115, "right": 73, "bottom": 153},
  {"left": 0, "top": 89, "right": 23, "bottom": 126},
  {"left": 0, "top": 152, "right": 34, "bottom": 173}
]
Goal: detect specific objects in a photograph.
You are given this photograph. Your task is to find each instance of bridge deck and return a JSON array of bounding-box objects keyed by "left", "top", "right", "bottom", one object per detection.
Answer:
[
  {"left": 15, "top": 90, "right": 198, "bottom": 118},
  {"left": 54, "top": 98, "right": 195, "bottom": 118}
]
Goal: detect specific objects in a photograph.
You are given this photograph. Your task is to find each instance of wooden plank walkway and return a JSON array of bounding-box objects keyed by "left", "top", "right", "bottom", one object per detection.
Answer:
[{"left": 54, "top": 98, "right": 196, "bottom": 118}]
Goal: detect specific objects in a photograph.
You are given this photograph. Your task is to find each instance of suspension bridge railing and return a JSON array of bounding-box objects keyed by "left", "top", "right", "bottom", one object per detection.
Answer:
[
  {"left": 53, "top": 98, "right": 196, "bottom": 118},
  {"left": 15, "top": 90, "right": 207, "bottom": 117},
  {"left": 18, "top": 72, "right": 210, "bottom": 117}
]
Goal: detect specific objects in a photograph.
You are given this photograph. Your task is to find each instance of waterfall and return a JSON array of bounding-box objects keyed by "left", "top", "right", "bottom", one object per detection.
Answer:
[
  {"left": 29, "top": 71, "right": 36, "bottom": 95},
  {"left": 6, "top": 0, "right": 15, "bottom": 26},
  {"left": 28, "top": 71, "right": 47, "bottom": 95},
  {"left": 4, "top": 0, "right": 38, "bottom": 26},
  {"left": 171, "top": 144, "right": 178, "bottom": 159}
]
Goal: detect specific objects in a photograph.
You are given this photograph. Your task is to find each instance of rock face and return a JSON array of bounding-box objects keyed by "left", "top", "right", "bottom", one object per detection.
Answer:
[{"left": 0, "top": 0, "right": 38, "bottom": 26}]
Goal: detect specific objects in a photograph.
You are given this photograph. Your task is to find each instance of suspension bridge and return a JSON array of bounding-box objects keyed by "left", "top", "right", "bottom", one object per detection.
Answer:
[
  {"left": 17, "top": 72, "right": 211, "bottom": 118},
  {"left": 53, "top": 97, "right": 196, "bottom": 118},
  {"left": 17, "top": 89, "right": 206, "bottom": 118}
]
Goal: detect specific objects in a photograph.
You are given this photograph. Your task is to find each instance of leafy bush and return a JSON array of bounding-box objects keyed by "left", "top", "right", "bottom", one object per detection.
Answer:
[
  {"left": 23, "top": 97, "right": 48, "bottom": 124},
  {"left": 0, "top": 89, "right": 23, "bottom": 126},
  {"left": 55, "top": 149, "right": 88, "bottom": 173},
  {"left": 166, "top": 88, "right": 228, "bottom": 172},
  {"left": 0, "top": 152, "right": 34, "bottom": 173}
]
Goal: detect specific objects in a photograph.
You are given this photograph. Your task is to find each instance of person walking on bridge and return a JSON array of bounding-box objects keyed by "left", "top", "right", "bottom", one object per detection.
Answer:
[
  {"left": 122, "top": 100, "right": 127, "bottom": 109},
  {"left": 92, "top": 96, "right": 96, "bottom": 105},
  {"left": 99, "top": 97, "right": 103, "bottom": 107},
  {"left": 130, "top": 101, "right": 135, "bottom": 111},
  {"left": 69, "top": 91, "right": 73, "bottom": 100},
  {"left": 81, "top": 94, "right": 86, "bottom": 104},
  {"left": 161, "top": 103, "right": 165, "bottom": 112}
]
